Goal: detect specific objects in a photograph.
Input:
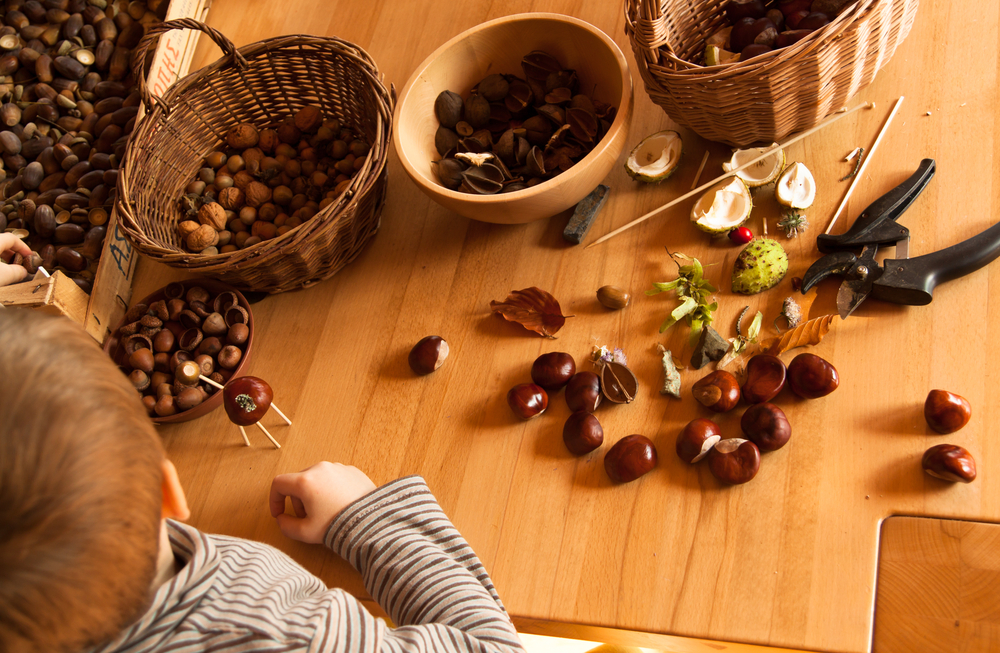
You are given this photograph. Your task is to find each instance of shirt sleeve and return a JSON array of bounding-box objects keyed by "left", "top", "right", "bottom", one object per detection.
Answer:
[{"left": 324, "top": 475, "right": 524, "bottom": 653}]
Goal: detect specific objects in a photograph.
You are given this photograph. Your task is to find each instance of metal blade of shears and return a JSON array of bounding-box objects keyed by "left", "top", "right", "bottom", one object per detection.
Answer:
[{"left": 836, "top": 245, "right": 881, "bottom": 319}]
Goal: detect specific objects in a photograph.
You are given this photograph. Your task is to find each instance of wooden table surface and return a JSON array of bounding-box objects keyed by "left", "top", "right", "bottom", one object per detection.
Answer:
[{"left": 132, "top": 1, "right": 1000, "bottom": 652}]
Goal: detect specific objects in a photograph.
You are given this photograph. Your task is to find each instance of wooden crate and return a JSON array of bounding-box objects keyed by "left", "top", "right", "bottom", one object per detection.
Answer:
[{"left": 0, "top": 0, "right": 214, "bottom": 343}]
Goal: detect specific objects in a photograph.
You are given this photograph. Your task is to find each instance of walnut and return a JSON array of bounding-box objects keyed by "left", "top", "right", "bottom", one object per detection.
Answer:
[
  {"left": 177, "top": 220, "right": 200, "bottom": 238},
  {"left": 218, "top": 186, "right": 245, "bottom": 211},
  {"left": 245, "top": 181, "right": 272, "bottom": 209},
  {"left": 233, "top": 170, "right": 255, "bottom": 191},
  {"left": 197, "top": 203, "right": 227, "bottom": 231},
  {"left": 186, "top": 224, "right": 219, "bottom": 252},
  {"left": 294, "top": 105, "right": 323, "bottom": 133},
  {"left": 225, "top": 123, "right": 259, "bottom": 150}
]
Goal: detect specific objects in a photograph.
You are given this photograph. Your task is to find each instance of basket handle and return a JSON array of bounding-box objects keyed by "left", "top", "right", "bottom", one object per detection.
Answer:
[{"left": 131, "top": 18, "right": 248, "bottom": 114}]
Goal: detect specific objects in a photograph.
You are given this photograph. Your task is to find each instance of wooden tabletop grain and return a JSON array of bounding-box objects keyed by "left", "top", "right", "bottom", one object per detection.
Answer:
[{"left": 132, "top": 1, "right": 1000, "bottom": 652}]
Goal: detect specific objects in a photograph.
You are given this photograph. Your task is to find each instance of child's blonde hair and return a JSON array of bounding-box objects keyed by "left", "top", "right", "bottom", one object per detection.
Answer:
[{"left": 0, "top": 310, "right": 165, "bottom": 652}]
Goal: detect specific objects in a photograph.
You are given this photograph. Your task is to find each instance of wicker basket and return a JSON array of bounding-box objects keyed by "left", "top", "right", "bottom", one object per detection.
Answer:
[
  {"left": 624, "top": 0, "right": 918, "bottom": 146},
  {"left": 115, "top": 19, "right": 394, "bottom": 293}
]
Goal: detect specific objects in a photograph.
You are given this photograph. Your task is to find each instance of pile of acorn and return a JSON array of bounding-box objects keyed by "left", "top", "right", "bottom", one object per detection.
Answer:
[
  {"left": 677, "top": 352, "right": 838, "bottom": 484},
  {"left": 115, "top": 282, "right": 251, "bottom": 418},
  {"left": 703, "top": 0, "right": 854, "bottom": 63},
  {"left": 176, "top": 104, "right": 370, "bottom": 254}
]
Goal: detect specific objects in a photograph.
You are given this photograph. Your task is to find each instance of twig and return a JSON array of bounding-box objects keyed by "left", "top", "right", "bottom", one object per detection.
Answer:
[
  {"left": 839, "top": 147, "right": 864, "bottom": 181},
  {"left": 690, "top": 150, "right": 710, "bottom": 190},
  {"left": 586, "top": 102, "right": 874, "bottom": 248},
  {"left": 825, "top": 96, "right": 904, "bottom": 235},
  {"left": 256, "top": 421, "right": 281, "bottom": 449},
  {"left": 238, "top": 425, "right": 250, "bottom": 447}
]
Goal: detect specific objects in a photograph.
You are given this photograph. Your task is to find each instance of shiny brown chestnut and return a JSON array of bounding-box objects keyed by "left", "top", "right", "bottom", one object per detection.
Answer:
[
  {"left": 924, "top": 389, "right": 971, "bottom": 434},
  {"left": 409, "top": 335, "right": 449, "bottom": 375},
  {"left": 725, "top": 0, "right": 767, "bottom": 22},
  {"left": 604, "top": 434, "right": 658, "bottom": 483},
  {"left": 742, "top": 354, "right": 786, "bottom": 404},
  {"left": 692, "top": 370, "right": 741, "bottom": 412},
  {"left": 740, "top": 402, "right": 791, "bottom": 452},
  {"left": 676, "top": 418, "right": 722, "bottom": 464},
  {"left": 797, "top": 11, "right": 830, "bottom": 30},
  {"left": 531, "top": 352, "right": 576, "bottom": 392},
  {"left": 708, "top": 438, "right": 761, "bottom": 484},
  {"left": 565, "top": 371, "right": 601, "bottom": 413},
  {"left": 786, "top": 353, "right": 839, "bottom": 398},
  {"left": 224, "top": 376, "right": 274, "bottom": 426},
  {"left": 507, "top": 383, "right": 548, "bottom": 420},
  {"left": 922, "top": 444, "right": 976, "bottom": 483},
  {"left": 563, "top": 411, "right": 604, "bottom": 455}
]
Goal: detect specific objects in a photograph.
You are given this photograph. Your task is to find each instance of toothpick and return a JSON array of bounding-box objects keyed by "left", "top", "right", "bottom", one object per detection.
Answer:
[
  {"left": 238, "top": 425, "right": 250, "bottom": 447},
  {"left": 690, "top": 150, "right": 710, "bottom": 190},
  {"left": 762, "top": 214, "right": 768, "bottom": 236},
  {"left": 585, "top": 102, "right": 874, "bottom": 248},
  {"left": 825, "top": 96, "right": 905, "bottom": 235},
  {"left": 200, "top": 374, "right": 291, "bottom": 425},
  {"left": 256, "top": 421, "right": 281, "bottom": 449}
]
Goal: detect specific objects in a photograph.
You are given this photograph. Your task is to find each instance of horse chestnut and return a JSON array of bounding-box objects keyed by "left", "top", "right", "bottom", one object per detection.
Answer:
[
  {"left": 409, "top": 335, "right": 449, "bottom": 375},
  {"left": 565, "top": 371, "right": 601, "bottom": 413},
  {"left": 676, "top": 418, "right": 722, "bottom": 463},
  {"left": 531, "top": 352, "right": 576, "bottom": 391},
  {"left": 604, "top": 435, "right": 658, "bottom": 483},
  {"left": 922, "top": 444, "right": 976, "bottom": 483},
  {"left": 692, "top": 370, "right": 741, "bottom": 412},
  {"left": 224, "top": 376, "right": 274, "bottom": 426},
  {"left": 708, "top": 439, "right": 760, "bottom": 484},
  {"left": 740, "top": 402, "right": 791, "bottom": 452},
  {"left": 786, "top": 353, "right": 838, "bottom": 398},
  {"left": 924, "top": 389, "right": 971, "bottom": 434},
  {"left": 563, "top": 411, "right": 604, "bottom": 455},
  {"left": 507, "top": 383, "right": 548, "bottom": 420},
  {"left": 742, "top": 354, "right": 786, "bottom": 404}
]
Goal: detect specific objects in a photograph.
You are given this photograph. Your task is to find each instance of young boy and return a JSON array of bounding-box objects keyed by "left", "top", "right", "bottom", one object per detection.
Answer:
[{"left": 0, "top": 309, "right": 525, "bottom": 653}]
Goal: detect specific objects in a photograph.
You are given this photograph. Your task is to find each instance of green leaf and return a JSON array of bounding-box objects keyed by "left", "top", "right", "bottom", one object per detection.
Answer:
[
  {"left": 747, "top": 311, "right": 763, "bottom": 341},
  {"left": 670, "top": 296, "right": 698, "bottom": 322}
]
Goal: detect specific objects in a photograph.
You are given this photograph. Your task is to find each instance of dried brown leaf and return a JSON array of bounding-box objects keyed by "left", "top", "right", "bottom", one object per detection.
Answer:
[
  {"left": 490, "top": 287, "right": 570, "bottom": 338},
  {"left": 760, "top": 314, "right": 836, "bottom": 356}
]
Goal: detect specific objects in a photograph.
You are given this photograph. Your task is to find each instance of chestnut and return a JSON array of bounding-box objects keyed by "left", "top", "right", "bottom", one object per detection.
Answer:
[
  {"left": 409, "top": 335, "right": 449, "bottom": 375},
  {"left": 708, "top": 439, "right": 760, "bottom": 484},
  {"left": 924, "top": 389, "right": 971, "bottom": 434},
  {"left": 749, "top": 17, "right": 778, "bottom": 46},
  {"left": 740, "top": 402, "right": 791, "bottom": 452},
  {"left": 741, "top": 43, "right": 773, "bottom": 60},
  {"left": 676, "top": 418, "right": 722, "bottom": 464},
  {"left": 796, "top": 11, "right": 830, "bottom": 30},
  {"left": 563, "top": 411, "right": 604, "bottom": 455},
  {"left": 531, "top": 352, "right": 576, "bottom": 392},
  {"left": 778, "top": 0, "right": 813, "bottom": 17},
  {"left": 742, "top": 354, "right": 786, "bottom": 404},
  {"left": 692, "top": 370, "right": 740, "bottom": 412},
  {"left": 775, "top": 29, "right": 813, "bottom": 47},
  {"left": 786, "top": 353, "right": 839, "bottom": 398},
  {"left": 922, "top": 444, "right": 976, "bottom": 483},
  {"left": 223, "top": 376, "right": 274, "bottom": 426},
  {"left": 729, "top": 17, "right": 757, "bottom": 52},
  {"left": 604, "top": 434, "right": 658, "bottom": 483},
  {"left": 784, "top": 9, "right": 811, "bottom": 28},
  {"left": 507, "top": 383, "right": 548, "bottom": 420},
  {"left": 565, "top": 371, "right": 601, "bottom": 413},
  {"left": 726, "top": 0, "right": 766, "bottom": 22}
]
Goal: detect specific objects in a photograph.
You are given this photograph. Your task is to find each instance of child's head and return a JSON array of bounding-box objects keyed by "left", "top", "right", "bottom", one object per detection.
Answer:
[{"left": 0, "top": 309, "right": 165, "bottom": 653}]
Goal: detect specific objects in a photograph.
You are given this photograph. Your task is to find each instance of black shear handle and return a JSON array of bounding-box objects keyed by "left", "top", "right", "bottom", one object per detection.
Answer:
[{"left": 872, "top": 221, "right": 1000, "bottom": 305}]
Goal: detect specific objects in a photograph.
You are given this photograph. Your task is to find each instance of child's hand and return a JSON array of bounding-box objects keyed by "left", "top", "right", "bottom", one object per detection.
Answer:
[
  {"left": 0, "top": 233, "right": 31, "bottom": 287},
  {"left": 269, "top": 461, "right": 377, "bottom": 544}
]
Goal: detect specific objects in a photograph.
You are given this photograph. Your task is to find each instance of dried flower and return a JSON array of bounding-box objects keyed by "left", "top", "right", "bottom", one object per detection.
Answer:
[{"left": 775, "top": 297, "right": 803, "bottom": 331}]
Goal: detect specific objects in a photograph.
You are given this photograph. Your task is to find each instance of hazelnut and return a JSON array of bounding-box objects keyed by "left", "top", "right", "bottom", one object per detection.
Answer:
[
  {"left": 676, "top": 418, "right": 722, "bottom": 464},
  {"left": 531, "top": 352, "right": 576, "bottom": 392},
  {"left": 692, "top": 370, "right": 741, "bottom": 412},
  {"left": 507, "top": 383, "right": 548, "bottom": 420},
  {"left": 197, "top": 202, "right": 227, "bottom": 230},
  {"left": 741, "top": 354, "right": 786, "bottom": 404},
  {"left": 563, "top": 411, "right": 604, "bottom": 455},
  {"left": 604, "top": 435, "right": 658, "bottom": 483},
  {"left": 786, "top": 353, "right": 839, "bottom": 398},
  {"left": 708, "top": 439, "right": 760, "bottom": 484},
  {"left": 565, "top": 371, "right": 601, "bottom": 413},
  {"left": 740, "top": 402, "right": 791, "bottom": 452},
  {"left": 408, "top": 335, "right": 449, "bottom": 375},
  {"left": 922, "top": 444, "right": 977, "bottom": 483},
  {"left": 223, "top": 376, "right": 273, "bottom": 426},
  {"left": 924, "top": 389, "right": 971, "bottom": 434}
]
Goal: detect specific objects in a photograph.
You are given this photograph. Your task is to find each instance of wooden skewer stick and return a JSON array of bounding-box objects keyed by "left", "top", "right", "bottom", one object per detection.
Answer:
[
  {"left": 690, "top": 150, "right": 710, "bottom": 190},
  {"left": 238, "top": 425, "right": 250, "bottom": 447},
  {"left": 256, "top": 421, "right": 281, "bottom": 449},
  {"left": 825, "top": 96, "right": 905, "bottom": 235},
  {"left": 199, "top": 374, "right": 291, "bottom": 425},
  {"left": 585, "top": 101, "right": 875, "bottom": 248}
]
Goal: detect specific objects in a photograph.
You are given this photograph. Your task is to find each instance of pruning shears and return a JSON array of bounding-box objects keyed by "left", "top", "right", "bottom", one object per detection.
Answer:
[{"left": 801, "top": 159, "right": 1000, "bottom": 319}]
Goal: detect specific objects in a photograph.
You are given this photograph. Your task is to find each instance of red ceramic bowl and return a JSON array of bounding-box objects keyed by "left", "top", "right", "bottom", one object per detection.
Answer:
[{"left": 104, "top": 278, "right": 254, "bottom": 424}]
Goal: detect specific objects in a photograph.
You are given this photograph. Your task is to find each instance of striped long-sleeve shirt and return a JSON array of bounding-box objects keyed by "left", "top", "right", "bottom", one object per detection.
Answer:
[{"left": 87, "top": 476, "right": 525, "bottom": 653}]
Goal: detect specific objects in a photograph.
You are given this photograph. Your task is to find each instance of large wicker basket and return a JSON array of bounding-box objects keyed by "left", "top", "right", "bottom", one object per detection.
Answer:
[
  {"left": 116, "top": 19, "right": 394, "bottom": 293},
  {"left": 624, "top": 0, "right": 918, "bottom": 146}
]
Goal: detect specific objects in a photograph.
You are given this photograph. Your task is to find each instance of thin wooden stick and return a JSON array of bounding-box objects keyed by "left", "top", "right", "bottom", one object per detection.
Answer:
[
  {"left": 200, "top": 374, "right": 223, "bottom": 389},
  {"left": 256, "top": 421, "right": 281, "bottom": 449},
  {"left": 762, "top": 213, "right": 768, "bottom": 237},
  {"left": 586, "top": 102, "right": 875, "bottom": 248},
  {"left": 690, "top": 150, "right": 710, "bottom": 190},
  {"left": 238, "top": 425, "right": 250, "bottom": 447},
  {"left": 270, "top": 403, "right": 292, "bottom": 425},
  {"left": 825, "top": 96, "right": 905, "bottom": 234}
]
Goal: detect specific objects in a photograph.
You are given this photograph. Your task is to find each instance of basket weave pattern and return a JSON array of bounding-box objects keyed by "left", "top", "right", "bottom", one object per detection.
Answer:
[
  {"left": 116, "top": 19, "right": 394, "bottom": 293},
  {"left": 625, "top": 0, "right": 918, "bottom": 146}
]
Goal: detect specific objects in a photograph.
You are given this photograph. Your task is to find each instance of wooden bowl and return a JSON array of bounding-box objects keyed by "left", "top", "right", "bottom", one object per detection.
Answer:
[
  {"left": 393, "top": 13, "right": 633, "bottom": 224},
  {"left": 103, "top": 278, "right": 254, "bottom": 425}
]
